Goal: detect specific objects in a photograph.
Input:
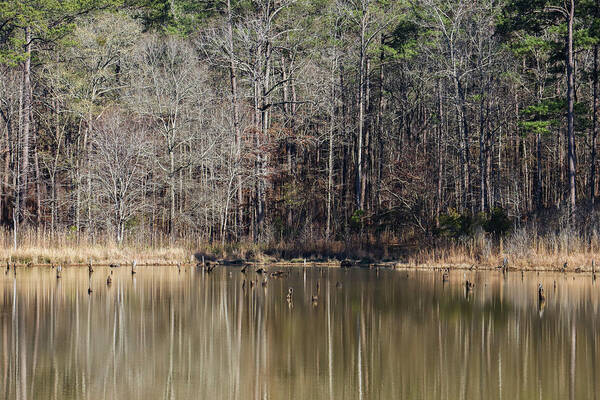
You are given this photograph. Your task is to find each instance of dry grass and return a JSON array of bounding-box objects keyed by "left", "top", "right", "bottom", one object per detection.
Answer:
[
  {"left": 0, "top": 229, "right": 192, "bottom": 265},
  {"left": 0, "top": 228, "right": 283, "bottom": 265},
  {"left": 3, "top": 226, "right": 600, "bottom": 270},
  {"left": 410, "top": 228, "right": 600, "bottom": 271},
  {"left": 3, "top": 245, "right": 190, "bottom": 265}
]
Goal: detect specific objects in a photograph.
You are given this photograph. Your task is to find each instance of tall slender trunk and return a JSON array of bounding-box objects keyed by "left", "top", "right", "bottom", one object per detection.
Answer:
[
  {"left": 327, "top": 55, "right": 337, "bottom": 240},
  {"left": 50, "top": 173, "right": 56, "bottom": 231},
  {"left": 455, "top": 78, "right": 470, "bottom": 212},
  {"left": 227, "top": 0, "right": 244, "bottom": 237},
  {"left": 256, "top": 39, "right": 271, "bottom": 240},
  {"left": 30, "top": 83, "right": 41, "bottom": 227},
  {"left": 289, "top": 66, "right": 298, "bottom": 228},
  {"left": 356, "top": 12, "right": 366, "bottom": 210},
  {"left": 0, "top": 120, "right": 2, "bottom": 224},
  {"left": 221, "top": 175, "right": 234, "bottom": 245},
  {"left": 498, "top": 122, "right": 503, "bottom": 207},
  {"left": 50, "top": 99, "right": 60, "bottom": 232},
  {"left": 169, "top": 147, "right": 175, "bottom": 239},
  {"left": 376, "top": 42, "right": 385, "bottom": 211},
  {"left": 281, "top": 55, "right": 295, "bottom": 230},
  {"left": 86, "top": 158, "right": 91, "bottom": 232},
  {"left": 535, "top": 130, "right": 542, "bottom": 209},
  {"left": 566, "top": 1, "right": 577, "bottom": 212},
  {"left": 252, "top": 76, "right": 260, "bottom": 241},
  {"left": 361, "top": 58, "right": 370, "bottom": 211},
  {"left": 34, "top": 128, "right": 41, "bottom": 226},
  {"left": 340, "top": 66, "right": 349, "bottom": 233},
  {"left": 436, "top": 80, "right": 443, "bottom": 225},
  {"left": 19, "top": 27, "right": 32, "bottom": 225},
  {"left": 75, "top": 116, "right": 89, "bottom": 236},
  {"left": 523, "top": 136, "right": 530, "bottom": 211},
  {"left": 486, "top": 116, "right": 492, "bottom": 210},
  {"left": 592, "top": 27, "right": 598, "bottom": 204},
  {"left": 75, "top": 171, "right": 80, "bottom": 232},
  {"left": 479, "top": 80, "right": 486, "bottom": 213},
  {"left": 1, "top": 116, "right": 11, "bottom": 224}
]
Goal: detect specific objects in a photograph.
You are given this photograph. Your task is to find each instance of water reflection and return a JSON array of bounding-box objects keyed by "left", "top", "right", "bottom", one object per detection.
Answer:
[{"left": 1, "top": 267, "right": 600, "bottom": 399}]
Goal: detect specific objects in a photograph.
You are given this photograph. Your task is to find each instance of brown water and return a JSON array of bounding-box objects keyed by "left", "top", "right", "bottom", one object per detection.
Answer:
[{"left": 1, "top": 266, "right": 600, "bottom": 400}]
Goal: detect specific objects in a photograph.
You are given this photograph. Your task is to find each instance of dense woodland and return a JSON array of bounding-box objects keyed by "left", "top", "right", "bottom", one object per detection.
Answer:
[{"left": 2, "top": 0, "right": 600, "bottom": 252}]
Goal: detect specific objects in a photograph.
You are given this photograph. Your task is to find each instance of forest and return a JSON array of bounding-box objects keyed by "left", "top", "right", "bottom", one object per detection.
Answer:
[{"left": 2, "top": 0, "right": 600, "bottom": 264}]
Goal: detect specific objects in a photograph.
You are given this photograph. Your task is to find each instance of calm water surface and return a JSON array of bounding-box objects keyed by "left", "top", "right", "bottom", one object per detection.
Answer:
[{"left": 1, "top": 266, "right": 600, "bottom": 399}]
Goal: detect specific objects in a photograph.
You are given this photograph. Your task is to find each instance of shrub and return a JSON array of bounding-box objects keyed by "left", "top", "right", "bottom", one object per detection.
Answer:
[
  {"left": 438, "top": 208, "right": 473, "bottom": 238},
  {"left": 484, "top": 207, "right": 512, "bottom": 237},
  {"left": 350, "top": 209, "right": 365, "bottom": 232},
  {"left": 438, "top": 207, "right": 512, "bottom": 239}
]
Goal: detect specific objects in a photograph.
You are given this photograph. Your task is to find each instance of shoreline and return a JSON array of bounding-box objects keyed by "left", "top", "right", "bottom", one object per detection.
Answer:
[
  {"left": 3, "top": 259, "right": 597, "bottom": 273},
  {"left": 5, "top": 226, "right": 600, "bottom": 273}
]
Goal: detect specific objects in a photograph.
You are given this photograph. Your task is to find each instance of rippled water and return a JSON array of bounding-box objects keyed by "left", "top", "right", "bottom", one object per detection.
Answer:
[{"left": 1, "top": 266, "right": 600, "bottom": 399}]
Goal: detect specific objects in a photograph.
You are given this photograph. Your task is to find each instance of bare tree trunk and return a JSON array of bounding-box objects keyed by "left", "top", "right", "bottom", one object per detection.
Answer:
[
  {"left": 523, "top": 136, "right": 530, "bottom": 211},
  {"left": 356, "top": 9, "right": 366, "bottom": 210},
  {"left": 87, "top": 160, "right": 91, "bottom": 233},
  {"left": 50, "top": 99, "right": 60, "bottom": 232},
  {"left": 252, "top": 75, "right": 260, "bottom": 241},
  {"left": 486, "top": 119, "right": 492, "bottom": 210},
  {"left": 592, "top": 31, "right": 598, "bottom": 204},
  {"left": 1, "top": 116, "right": 10, "bottom": 224},
  {"left": 455, "top": 78, "right": 470, "bottom": 212},
  {"left": 327, "top": 54, "right": 337, "bottom": 240},
  {"left": 75, "top": 171, "right": 81, "bottom": 232},
  {"left": 169, "top": 147, "right": 176, "bottom": 239},
  {"left": 50, "top": 173, "right": 56, "bottom": 232},
  {"left": 227, "top": 0, "right": 244, "bottom": 238},
  {"left": 221, "top": 174, "right": 235, "bottom": 245},
  {"left": 281, "top": 54, "right": 294, "bottom": 230},
  {"left": 256, "top": 42, "right": 271, "bottom": 240},
  {"left": 566, "top": 1, "right": 576, "bottom": 213},
  {"left": 376, "top": 42, "right": 385, "bottom": 211},
  {"left": 479, "top": 83, "right": 486, "bottom": 213},
  {"left": 0, "top": 121, "right": 3, "bottom": 223},
  {"left": 19, "top": 27, "right": 32, "bottom": 225},
  {"left": 34, "top": 128, "right": 41, "bottom": 226},
  {"left": 361, "top": 58, "right": 370, "bottom": 211},
  {"left": 340, "top": 66, "right": 350, "bottom": 233},
  {"left": 534, "top": 129, "right": 541, "bottom": 208},
  {"left": 74, "top": 119, "right": 84, "bottom": 236},
  {"left": 436, "top": 80, "right": 443, "bottom": 225}
]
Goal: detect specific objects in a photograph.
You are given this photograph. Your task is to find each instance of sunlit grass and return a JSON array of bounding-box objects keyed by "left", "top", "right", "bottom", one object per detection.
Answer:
[
  {"left": 2, "top": 227, "right": 600, "bottom": 270},
  {"left": 412, "top": 228, "right": 600, "bottom": 270},
  {"left": 3, "top": 244, "right": 190, "bottom": 265},
  {"left": 0, "top": 228, "right": 191, "bottom": 265}
]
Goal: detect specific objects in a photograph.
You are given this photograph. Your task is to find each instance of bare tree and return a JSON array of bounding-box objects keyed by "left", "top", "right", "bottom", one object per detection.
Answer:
[
  {"left": 45, "top": 13, "right": 141, "bottom": 234},
  {"left": 88, "top": 110, "right": 151, "bottom": 243},
  {"left": 131, "top": 35, "right": 211, "bottom": 240}
]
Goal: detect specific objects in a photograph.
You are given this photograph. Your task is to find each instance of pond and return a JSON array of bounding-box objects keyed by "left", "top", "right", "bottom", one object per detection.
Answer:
[{"left": 1, "top": 266, "right": 599, "bottom": 399}]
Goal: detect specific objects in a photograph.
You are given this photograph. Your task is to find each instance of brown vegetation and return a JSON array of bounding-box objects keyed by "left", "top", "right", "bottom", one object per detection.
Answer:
[{"left": 3, "top": 224, "right": 600, "bottom": 272}]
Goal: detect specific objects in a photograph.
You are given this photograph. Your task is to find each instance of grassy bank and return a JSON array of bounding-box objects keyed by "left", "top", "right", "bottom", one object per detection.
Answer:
[
  {"left": 0, "top": 229, "right": 191, "bottom": 265},
  {"left": 2, "top": 227, "right": 600, "bottom": 271},
  {"left": 403, "top": 227, "right": 600, "bottom": 271},
  {"left": 0, "top": 228, "right": 308, "bottom": 265}
]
